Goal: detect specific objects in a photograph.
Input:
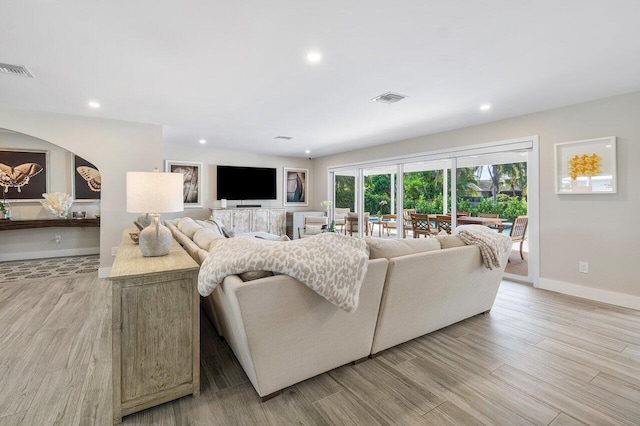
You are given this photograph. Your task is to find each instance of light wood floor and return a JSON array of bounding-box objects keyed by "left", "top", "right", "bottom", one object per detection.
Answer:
[{"left": 2, "top": 276, "right": 640, "bottom": 425}]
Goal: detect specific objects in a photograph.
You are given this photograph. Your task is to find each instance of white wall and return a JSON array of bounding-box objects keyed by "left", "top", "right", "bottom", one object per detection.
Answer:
[
  {"left": 0, "top": 106, "right": 162, "bottom": 271},
  {"left": 0, "top": 131, "right": 100, "bottom": 261},
  {"left": 312, "top": 91, "right": 640, "bottom": 305},
  {"left": 162, "top": 144, "right": 315, "bottom": 222}
]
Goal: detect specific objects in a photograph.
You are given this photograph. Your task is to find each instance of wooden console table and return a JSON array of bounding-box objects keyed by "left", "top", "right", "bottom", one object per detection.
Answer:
[{"left": 0, "top": 218, "right": 100, "bottom": 231}]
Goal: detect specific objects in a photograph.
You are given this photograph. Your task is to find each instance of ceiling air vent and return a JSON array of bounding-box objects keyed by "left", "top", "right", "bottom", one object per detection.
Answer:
[
  {"left": 0, "top": 62, "right": 35, "bottom": 78},
  {"left": 274, "top": 136, "right": 293, "bottom": 140},
  {"left": 372, "top": 92, "right": 406, "bottom": 104}
]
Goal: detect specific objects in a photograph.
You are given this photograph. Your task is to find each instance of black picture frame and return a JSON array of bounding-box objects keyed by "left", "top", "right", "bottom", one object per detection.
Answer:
[
  {"left": 73, "top": 155, "right": 101, "bottom": 200},
  {"left": 0, "top": 149, "right": 49, "bottom": 201}
]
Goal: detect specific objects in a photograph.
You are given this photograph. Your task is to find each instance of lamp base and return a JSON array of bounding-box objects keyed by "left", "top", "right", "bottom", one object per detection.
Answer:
[{"left": 139, "top": 214, "right": 172, "bottom": 257}]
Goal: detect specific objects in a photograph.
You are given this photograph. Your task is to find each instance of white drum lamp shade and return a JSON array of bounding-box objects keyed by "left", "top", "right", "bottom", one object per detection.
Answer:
[
  {"left": 126, "top": 171, "right": 184, "bottom": 214},
  {"left": 126, "top": 171, "right": 184, "bottom": 257}
]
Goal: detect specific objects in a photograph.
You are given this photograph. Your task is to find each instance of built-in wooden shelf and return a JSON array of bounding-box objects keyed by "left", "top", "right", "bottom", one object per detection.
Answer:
[{"left": 0, "top": 218, "right": 100, "bottom": 231}]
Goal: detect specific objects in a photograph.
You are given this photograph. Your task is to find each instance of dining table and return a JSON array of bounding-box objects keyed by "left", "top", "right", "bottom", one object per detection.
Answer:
[{"left": 427, "top": 214, "right": 506, "bottom": 228}]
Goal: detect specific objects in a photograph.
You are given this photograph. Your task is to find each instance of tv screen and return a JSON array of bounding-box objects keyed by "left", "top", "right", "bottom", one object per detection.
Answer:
[{"left": 217, "top": 166, "right": 277, "bottom": 200}]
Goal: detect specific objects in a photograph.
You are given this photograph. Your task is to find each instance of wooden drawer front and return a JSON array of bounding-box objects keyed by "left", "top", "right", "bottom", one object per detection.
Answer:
[{"left": 120, "top": 278, "right": 193, "bottom": 402}]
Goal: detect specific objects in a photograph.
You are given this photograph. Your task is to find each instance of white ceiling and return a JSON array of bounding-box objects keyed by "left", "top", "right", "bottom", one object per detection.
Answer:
[{"left": 1, "top": 1, "right": 640, "bottom": 158}]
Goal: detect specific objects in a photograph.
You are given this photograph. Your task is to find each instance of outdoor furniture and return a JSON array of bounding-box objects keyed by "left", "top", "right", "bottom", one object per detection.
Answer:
[
  {"left": 346, "top": 212, "right": 371, "bottom": 236},
  {"left": 478, "top": 212, "right": 501, "bottom": 231},
  {"left": 378, "top": 214, "right": 397, "bottom": 237},
  {"left": 334, "top": 208, "right": 350, "bottom": 234},
  {"left": 509, "top": 215, "right": 529, "bottom": 260},
  {"left": 410, "top": 213, "right": 438, "bottom": 238},
  {"left": 456, "top": 212, "right": 471, "bottom": 217},
  {"left": 436, "top": 215, "right": 452, "bottom": 234},
  {"left": 298, "top": 216, "right": 328, "bottom": 238},
  {"left": 402, "top": 209, "right": 416, "bottom": 238},
  {"left": 457, "top": 216, "right": 506, "bottom": 227}
]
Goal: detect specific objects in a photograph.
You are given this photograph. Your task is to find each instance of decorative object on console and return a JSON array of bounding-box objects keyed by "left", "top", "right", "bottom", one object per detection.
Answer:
[
  {"left": 126, "top": 170, "right": 183, "bottom": 257},
  {"left": 72, "top": 155, "right": 101, "bottom": 200},
  {"left": 136, "top": 213, "right": 152, "bottom": 228},
  {"left": 164, "top": 160, "right": 203, "bottom": 208},
  {"left": 554, "top": 136, "right": 617, "bottom": 194},
  {"left": 0, "top": 197, "right": 10, "bottom": 219},
  {"left": 284, "top": 168, "right": 308, "bottom": 206},
  {"left": 40, "top": 192, "right": 73, "bottom": 218},
  {"left": 220, "top": 198, "right": 227, "bottom": 209},
  {"left": 0, "top": 149, "right": 49, "bottom": 201},
  {"left": 72, "top": 210, "right": 86, "bottom": 219}
]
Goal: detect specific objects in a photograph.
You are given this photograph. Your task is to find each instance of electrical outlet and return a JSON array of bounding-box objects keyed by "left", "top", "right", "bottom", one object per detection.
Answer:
[
  {"left": 579, "top": 261, "right": 589, "bottom": 274},
  {"left": 54, "top": 235, "right": 61, "bottom": 243},
  {"left": 112, "top": 247, "right": 118, "bottom": 256}
]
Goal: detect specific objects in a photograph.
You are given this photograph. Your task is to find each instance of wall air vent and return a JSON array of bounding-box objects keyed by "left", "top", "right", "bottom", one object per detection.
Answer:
[
  {"left": 0, "top": 63, "right": 35, "bottom": 78},
  {"left": 274, "top": 136, "right": 293, "bottom": 140},
  {"left": 372, "top": 92, "right": 406, "bottom": 104}
]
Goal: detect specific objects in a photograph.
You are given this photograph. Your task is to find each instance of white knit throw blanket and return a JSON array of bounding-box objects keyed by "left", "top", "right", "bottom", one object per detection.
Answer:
[
  {"left": 454, "top": 225, "right": 512, "bottom": 270},
  {"left": 198, "top": 233, "right": 370, "bottom": 312}
]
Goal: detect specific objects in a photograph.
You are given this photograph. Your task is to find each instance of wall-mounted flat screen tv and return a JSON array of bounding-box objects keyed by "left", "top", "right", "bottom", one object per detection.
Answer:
[{"left": 217, "top": 165, "right": 277, "bottom": 200}]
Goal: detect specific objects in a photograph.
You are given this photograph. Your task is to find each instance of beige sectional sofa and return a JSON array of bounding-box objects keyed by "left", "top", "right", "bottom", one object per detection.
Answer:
[{"left": 165, "top": 217, "right": 507, "bottom": 400}]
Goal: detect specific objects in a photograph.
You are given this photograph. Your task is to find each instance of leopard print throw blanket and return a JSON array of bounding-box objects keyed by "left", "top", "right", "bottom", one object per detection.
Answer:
[
  {"left": 454, "top": 225, "right": 512, "bottom": 270},
  {"left": 198, "top": 233, "right": 370, "bottom": 312}
]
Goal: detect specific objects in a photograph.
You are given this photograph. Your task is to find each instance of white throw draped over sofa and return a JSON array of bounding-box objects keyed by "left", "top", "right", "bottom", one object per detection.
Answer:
[{"left": 166, "top": 217, "right": 508, "bottom": 401}]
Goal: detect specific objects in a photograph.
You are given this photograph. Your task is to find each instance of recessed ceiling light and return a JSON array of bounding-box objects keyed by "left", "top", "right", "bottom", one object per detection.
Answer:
[
  {"left": 88, "top": 101, "right": 101, "bottom": 108},
  {"left": 305, "top": 150, "right": 311, "bottom": 154},
  {"left": 306, "top": 51, "right": 322, "bottom": 63},
  {"left": 480, "top": 104, "right": 491, "bottom": 111},
  {"left": 199, "top": 139, "right": 206, "bottom": 144}
]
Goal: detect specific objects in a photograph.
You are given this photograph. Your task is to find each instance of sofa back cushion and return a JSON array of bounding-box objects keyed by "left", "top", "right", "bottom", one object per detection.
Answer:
[
  {"left": 177, "top": 217, "right": 202, "bottom": 239},
  {"left": 365, "top": 237, "right": 440, "bottom": 260}
]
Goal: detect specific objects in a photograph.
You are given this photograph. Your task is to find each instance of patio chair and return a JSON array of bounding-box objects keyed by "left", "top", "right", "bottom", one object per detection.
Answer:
[
  {"left": 509, "top": 215, "right": 529, "bottom": 260},
  {"left": 402, "top": 209, "right": 416, "bottom": 238},
  {"left": 298, "top": 216, "right": 328, "bottom": 239},
  {"left": 346, "top": 212, "right": 371, "bottom": 236},
  {"left": 456, "top": 211, "right": 471, "bottom": 217},
  {"left": 380, "top": 214, "right": 397, "bottom": 237},
  {"left": 478, "top": 212, "right": 501, "bottom": 231},
  {"left": 436, "top": 215, "right": 452, "bottom": 234},
  {"left": 334, "top": 208, "right": 350, "bottom": 234},
  {"left": 410, "top": 213, "right": 438, "bottom": 238}
]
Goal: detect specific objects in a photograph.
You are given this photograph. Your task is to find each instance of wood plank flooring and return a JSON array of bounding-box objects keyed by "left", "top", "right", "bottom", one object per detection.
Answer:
[{"left": 1, "top": 276, "right": 640, "bottom": 425}]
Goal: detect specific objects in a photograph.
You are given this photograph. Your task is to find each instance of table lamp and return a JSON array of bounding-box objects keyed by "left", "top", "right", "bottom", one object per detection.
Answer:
[{"left": 126, "top": 170, "right": 184, "bottom": 257}]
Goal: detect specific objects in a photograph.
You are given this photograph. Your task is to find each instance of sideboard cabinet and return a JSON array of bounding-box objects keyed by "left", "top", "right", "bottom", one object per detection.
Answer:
[{"left": 209, "top": 208, "right": 286, "bottom": 235}]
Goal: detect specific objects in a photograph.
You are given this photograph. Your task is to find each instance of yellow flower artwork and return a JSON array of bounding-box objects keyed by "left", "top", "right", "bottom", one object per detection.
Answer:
[{"left": 568, "top": 153, "right": 602, "bottom": 180}]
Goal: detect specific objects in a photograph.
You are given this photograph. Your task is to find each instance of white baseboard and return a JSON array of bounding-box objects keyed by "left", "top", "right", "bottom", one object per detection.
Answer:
[
  {"left": 0, "top": 247, "right": 100, "bottom": 263},
  {"left": 98, "top": 267, "right": 111, "bottom": 279},
  {"left": 537, "top": 278, "right": 640, "bottom": 310}
]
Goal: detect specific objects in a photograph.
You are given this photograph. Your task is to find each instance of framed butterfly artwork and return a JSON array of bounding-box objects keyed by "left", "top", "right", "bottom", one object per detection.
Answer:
[
  {"left": 72, "top": 155, "right": 101, "bottom": 201},
  {"left": 0, "top": 149, "right": 49, "bottom": 201}
]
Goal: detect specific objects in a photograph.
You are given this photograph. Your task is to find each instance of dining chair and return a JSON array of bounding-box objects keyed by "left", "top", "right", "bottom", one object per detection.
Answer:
[
  {"left": 478, "top": 212, "right": 501, "bottom": 231},
  {"left": 380, "top": 214, "right": 397, "bottom": 237},
  {"left": 410, "top": 213, "right": 437, "bottom": 238},
  {"left": 509, "top": 215, "right": 529, "bottom": 260},
  {"left": 456, "top": 211, "right": 471, "bottom": 217},
  {"left": 436, "top": 215, "right": 452, "bottom": 234},
  {"left": 334, "top": 208, "right": 350, "bottom": 234},
  {"left": 346, "top": 212, "right": 371, "bottom": 236},
  {"left": 402, "top": 209, "right": 416, "bottom": 238}
]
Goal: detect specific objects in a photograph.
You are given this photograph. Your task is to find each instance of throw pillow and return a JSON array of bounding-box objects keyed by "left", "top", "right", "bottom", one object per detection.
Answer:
[
  {"left": 193, "top": 228, "right": 224, "bottom": 251},
  {"left": 279, "top": 235, "right": 291, "bottom": 241},
  {"left": 196, "top": 219, "right": 225, "bottom": 237},
  {"left": 436, "top": 234, "right": 467, "bottom": 250},
  {"left": 365, "top": 237, "right": 441, "bottom": 260},
  {"left": 304, "top": 224, "right": 323, "bottom": 236},
  {"left": 178, "top": 217, "right": 202, "bottom": 239}
]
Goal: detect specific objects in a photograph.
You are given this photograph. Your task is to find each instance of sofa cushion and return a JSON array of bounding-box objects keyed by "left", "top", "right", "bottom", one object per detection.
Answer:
[
  {"left": 177, "top": 217, "right": 202, "bottom": 239},
  {"left": 193, "top": 228, "right": 224, "bottom": 251},
  {"left": 196, "top": 219, "right": 224, "bottom": 237},
  {"left": 436, "top": 234, "right": 467, "bottom": 249},
  {"left": 365, "top": 237, "right": 440, "bottom": 260},
  {"left": 304, "top": 224, "right": 323, "bottom": 236}
]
